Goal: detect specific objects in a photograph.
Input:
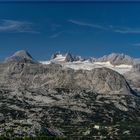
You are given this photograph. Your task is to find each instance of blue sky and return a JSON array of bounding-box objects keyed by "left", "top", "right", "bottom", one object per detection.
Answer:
[{"left": 1, "top": 2, "right": 140, "bottom": 60}]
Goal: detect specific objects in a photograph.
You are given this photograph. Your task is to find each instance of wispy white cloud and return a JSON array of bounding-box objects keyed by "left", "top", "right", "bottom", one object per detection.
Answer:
[
  {"left": 0, "top": 19, "right": 39, "bottom": 33},
  {"left": 114, "top": 28, "right": 140, "bottom": 34},
  {"left": 50, "top": 31, "right": 64, "bottom": 38},
  {"left": 68, "top": 19, "right": 107, "bottom": 30},
  {"left": 68, "top": 19, "right": 140, "bottom": 34}
]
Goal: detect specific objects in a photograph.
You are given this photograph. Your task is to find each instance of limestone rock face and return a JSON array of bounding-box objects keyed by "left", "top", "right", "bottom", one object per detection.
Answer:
[
  {"left": 4, "top": 59, "right": 132, "bottom": 95},
  {"left": 132, "top": 64, "right": 140, "bottom": 72},
  {"left": 40, "top": 67, "right": 131, "bottom": 94}
]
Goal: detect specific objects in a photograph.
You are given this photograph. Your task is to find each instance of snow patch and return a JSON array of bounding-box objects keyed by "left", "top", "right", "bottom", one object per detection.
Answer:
[
  {"left": 53, "top": 54, "right": 66, "bottom": 62},
  {"left": 40, "top": 60, "right": 132, "bottom": 74},
  {"left": 39, "top": 61, "right": 51, "bottom": 65},
  {"left": 63, "top": 61, "right": 132, "bottom": 74}
]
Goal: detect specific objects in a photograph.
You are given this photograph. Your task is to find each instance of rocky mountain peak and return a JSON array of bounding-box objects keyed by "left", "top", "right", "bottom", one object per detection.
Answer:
[
  {"left": 96, "top": 53, "right": 134, "bottom": 65},
  {"left": 51, "top": 52, "right": 77, "bottom": 62},
  {"left": 5, "top": 50, "right": 37, "bottom": 64},
  {"left": 13, "top": 50, "right": 32, "bottom": 58},
  {"left": 51, "top": 52, "right": 61, "bottom": 59},
  {"left": 65, "top": 53, "right": 74, "bottom": 62}
]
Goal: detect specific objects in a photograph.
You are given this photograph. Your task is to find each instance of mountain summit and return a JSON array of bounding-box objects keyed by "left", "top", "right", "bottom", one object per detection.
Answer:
[
  {"left": 5, "top": 50, "right": 37, "bottom": 64},
  {"left": 51, "top": 52, "right": 75, "bottom": 62},
  {"left": 96, "top": 53, "right": 134, "bottom": 65}
]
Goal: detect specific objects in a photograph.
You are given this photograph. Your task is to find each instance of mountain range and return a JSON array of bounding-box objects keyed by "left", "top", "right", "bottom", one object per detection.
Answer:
[{"left": 0, "top": 50, "right": 140, "bottom": 139}]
